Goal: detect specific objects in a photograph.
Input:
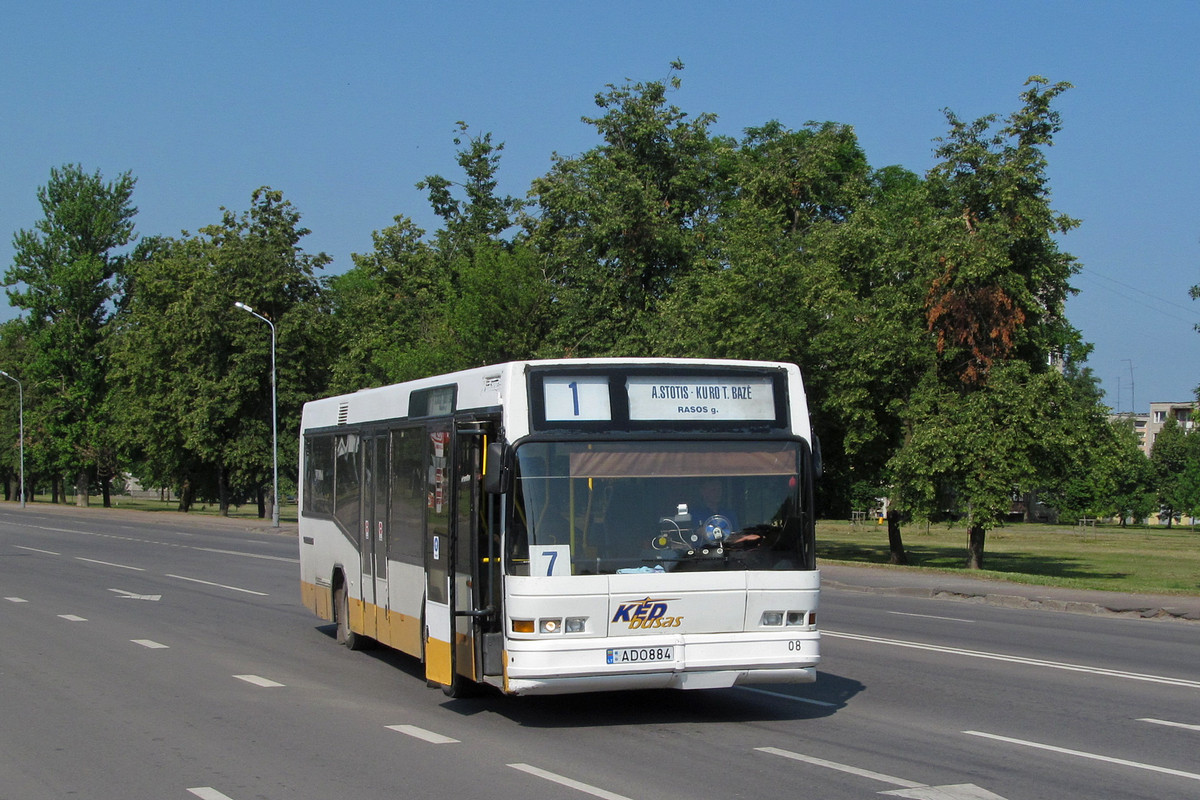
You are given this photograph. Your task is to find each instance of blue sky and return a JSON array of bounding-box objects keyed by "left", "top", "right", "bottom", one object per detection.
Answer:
[{"left": 3, "top": 1, "right": 1197, "bottom": 408}]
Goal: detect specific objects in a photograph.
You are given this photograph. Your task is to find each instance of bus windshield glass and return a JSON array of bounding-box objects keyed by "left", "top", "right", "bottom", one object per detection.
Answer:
[{"left": 508, "top": 440, "right": 811, "bottom": 576}]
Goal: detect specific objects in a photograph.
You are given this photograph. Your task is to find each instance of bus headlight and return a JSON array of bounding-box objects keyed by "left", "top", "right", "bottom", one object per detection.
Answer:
[
  {"left": 565, "top": 616, "right": 587, "bottom": 633},
  {"left": 760, "top": 611, "right": 784, "bottom": 626},
  {"left": 540, "top": 618, "right": 562, "bottom": 634}
]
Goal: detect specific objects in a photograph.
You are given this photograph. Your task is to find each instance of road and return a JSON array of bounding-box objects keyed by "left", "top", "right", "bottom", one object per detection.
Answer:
[{"left": 1, "top": 505, "right": 1197, "bottom": 800}]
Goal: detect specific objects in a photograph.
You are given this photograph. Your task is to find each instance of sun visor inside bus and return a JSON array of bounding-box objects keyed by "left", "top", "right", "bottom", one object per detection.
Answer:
[{"left": 564, "top": 445, "right": 796, "bottom": 479}]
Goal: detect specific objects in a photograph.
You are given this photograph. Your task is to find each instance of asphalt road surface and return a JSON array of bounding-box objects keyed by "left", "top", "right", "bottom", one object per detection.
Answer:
[{"left": 2, "top": 505, "right": 1197, "bottom": 800}]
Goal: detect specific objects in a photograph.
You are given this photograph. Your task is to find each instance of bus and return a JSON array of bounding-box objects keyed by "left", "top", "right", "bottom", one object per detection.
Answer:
[{"left": 298, "top": 358, "right": 820, "bottom": 696}]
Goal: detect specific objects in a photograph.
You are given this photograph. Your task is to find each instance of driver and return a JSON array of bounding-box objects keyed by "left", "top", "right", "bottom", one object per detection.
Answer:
[
  {"left": 694, "top": 478, "right": 738, "bottom": 532},
  {"left": 694, "top": 478, "right": 764, "bottom": 548}
]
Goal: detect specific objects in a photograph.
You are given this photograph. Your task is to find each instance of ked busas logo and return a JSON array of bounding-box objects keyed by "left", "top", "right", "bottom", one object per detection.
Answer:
[{"left": 611, "top": 597, "right": 684, "bottom": 630}]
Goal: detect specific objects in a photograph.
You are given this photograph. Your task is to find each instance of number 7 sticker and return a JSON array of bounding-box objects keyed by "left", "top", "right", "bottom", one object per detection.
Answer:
[{"left": 530, "top": 545, "right": 571, "bottom": 577}]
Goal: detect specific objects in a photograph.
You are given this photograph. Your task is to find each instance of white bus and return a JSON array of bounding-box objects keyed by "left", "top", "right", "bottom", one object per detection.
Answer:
[{"left": 299, "top": 358, "right": 820, "bottom": 696}]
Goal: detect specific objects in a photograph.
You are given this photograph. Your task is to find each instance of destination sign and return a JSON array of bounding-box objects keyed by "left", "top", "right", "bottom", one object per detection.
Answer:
[{"left": 626, "top": 376, "right": 776, "bottom": 421}]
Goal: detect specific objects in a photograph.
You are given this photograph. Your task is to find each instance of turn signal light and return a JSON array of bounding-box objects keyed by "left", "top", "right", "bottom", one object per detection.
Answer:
[{"left": 511, "top": 619, "right": 535, "bottom": 634}]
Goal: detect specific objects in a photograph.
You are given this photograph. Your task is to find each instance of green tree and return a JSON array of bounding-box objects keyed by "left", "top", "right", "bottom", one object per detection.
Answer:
[
  {"left": 107, "top": 188, "right": 329, "bottom": 514},
  {"left": 527, "top": 63, "right": 731, "bottom": 355},
  {"left": 889, "top": 78, "right": 1083, "bottom": 568},
  {"left": 1148, "top": 419, "right": 1200, "bottom": 527},
  {"left": 4, "top": 164, "right": 138, "bottom": 506}
]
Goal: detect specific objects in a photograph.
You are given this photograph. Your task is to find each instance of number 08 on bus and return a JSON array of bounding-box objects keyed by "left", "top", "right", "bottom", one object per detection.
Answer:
[{"left": 298, "top": 358, "right": 820, "bottom": 695}]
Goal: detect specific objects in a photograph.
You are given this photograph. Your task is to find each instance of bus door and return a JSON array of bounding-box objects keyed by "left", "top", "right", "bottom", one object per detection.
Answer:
[
  {"left": 451, "top": 422, "right": 494, "bottom": 686},
  {"left": 424, "top": 421, "right": 495, "bottom": 689},
  {"left": 423, "top": 425, "right": 455, "bottom": 685},
  {"left": 359, "top": 434, "right": 386, "bottom": 639}
]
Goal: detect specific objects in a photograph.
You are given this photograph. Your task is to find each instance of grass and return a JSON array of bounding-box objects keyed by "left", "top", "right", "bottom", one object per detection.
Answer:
[{"left": 817, "top": 519, "right": 1200, "bottom": 596}]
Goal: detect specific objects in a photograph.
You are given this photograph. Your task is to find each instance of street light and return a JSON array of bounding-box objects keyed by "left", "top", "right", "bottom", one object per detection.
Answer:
[
  {"left": 0, "top": 369, "right": 24, "bottom": 508},
  {"left": 234, "top": 301, "right": 279, "bottom": 527}
]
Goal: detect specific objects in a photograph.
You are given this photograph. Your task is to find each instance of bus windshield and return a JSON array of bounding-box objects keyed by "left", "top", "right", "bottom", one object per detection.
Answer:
[{"left": 508, "top": 440, "right": 811, "bottom": 576}]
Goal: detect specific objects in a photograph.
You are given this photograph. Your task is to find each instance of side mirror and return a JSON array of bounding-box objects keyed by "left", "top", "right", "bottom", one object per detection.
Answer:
[
  {"left": 483, "top": 441, "right": 511, "bottom": 494},
  {"left": 811, "top": 435, "right": 823, "bottom": 479}
]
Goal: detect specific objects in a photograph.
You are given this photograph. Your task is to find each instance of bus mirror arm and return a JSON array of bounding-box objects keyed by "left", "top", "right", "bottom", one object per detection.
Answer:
[{"left": 455, "top": 605, "right": 495, "bottom": 619}]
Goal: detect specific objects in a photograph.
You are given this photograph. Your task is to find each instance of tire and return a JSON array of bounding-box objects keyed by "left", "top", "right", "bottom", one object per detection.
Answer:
[
  {"left": 441, "top": 670, "right": 480, "bottom": 698},
  {"left": 334, "top": 583, "right": 365, "bottom": 651}
]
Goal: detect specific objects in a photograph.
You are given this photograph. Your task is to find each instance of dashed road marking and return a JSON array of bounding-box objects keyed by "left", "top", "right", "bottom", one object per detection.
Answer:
[
  {"left": 1139, "top": 717, "right": 1200, "bottom": 732},
  {"left": 5, "top": 597, "right": 28, "bottom": 603},
  {"left": 233, "top": 674, "right": 285, "bottom": 687},
  {"left": 58, "top": 614, "right": 87, "bottom": 622},
  {"left": 757, "top": 747, "right": 924, "bottom": 789},
  {"left": 188, "top": 789, "right": 236, "bottom": 800},
  {"left": 14, "top": 545, "right": 59, "bottom": 555},
  {"left": 508, "top": 763, "right": 635, "bottom": 800},
  {"left": 131, "top": 639, "right": 169, "bottom": 649},
  {"left": 75, "top": 557, "right": 144, "bottom": 571},
  {"left": 758, "top": 747, "right": 1008, "bottom": 799},
  {"left": 165, "top": 574, "right": 267, "bottom": 596},
  {"left": 386, "top": 724, "right": 460, "bottom": 744}
]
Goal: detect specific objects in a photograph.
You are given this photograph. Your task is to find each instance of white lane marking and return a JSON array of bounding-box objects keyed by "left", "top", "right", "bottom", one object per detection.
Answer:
[
  {"left": 508, "top": 763, "right": 635, "bottom": 800},
  {"left": 964, "top": 730, "right": 1200, "bottom": 782},
  {"left": 234, "top": 674, "right": 285, "bottom": 688},
  {"left": 108, "top": 588, "right": 162, "bottom": 601},
  {"left": 23, "top": 524, "right": 296, "bottom": 562},
  {"left": 5, "top": 597, "right": 28, "bottom": 603},
  {"left": 58, "top": 614, "right": 87, "bottom": 622},
  {"left": 165, "top": 574, "right": 268, "bottom": 596},
  {"left": 188, "top": 789, "right": 236, "bottom": 800},
  {"left": 758, "top": 748, "right": 1009, "bottom": 799},
  {"left": 738, "top": 686, "right": 837, "bottom": 707},
  {"left": 14, "top": 545, "right": 59, "bottom": 555},
  {"left": 881, "top": 785, "right": 1009, "bottom": 799},
  {"left": 75, "top": 557, "right": 144, "bottom": 571},
  {"left": 888, "top": 611, "right": 975, "bottom": 623},
  {"left": 1139, "top": 717, "right": 1200, "bottom": 732},
  {"left": 194, "top": 546, "right": 298, "bottom": 563},
  {"left": 756, "top": 747, "right": 925, "bottom": 789},
  {"left": 824, "top": 630, "right": 1200, "bottom": 689},
  {"left": 131, "top": 639, "right": 169, "bottom": 649},
  {"left": 385, "top": 724, "right": 460, "bottom": 744}
]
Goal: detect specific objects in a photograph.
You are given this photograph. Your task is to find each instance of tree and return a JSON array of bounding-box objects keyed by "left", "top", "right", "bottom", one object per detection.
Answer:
[
  {"left": 526, "top": 63, "right": 731, "bottom": 355},
  {"left": 889, "top": 77, "right": 1083, "bottom": 568},
  {"left": 107, "top": 188, "right": 329, "bottom": 514},
  {"left": 1148, "top": 419, "right": 1200, "bottom": 527},
  {"left": 4, "top": 164, "right": 138, "bottom": 506}
]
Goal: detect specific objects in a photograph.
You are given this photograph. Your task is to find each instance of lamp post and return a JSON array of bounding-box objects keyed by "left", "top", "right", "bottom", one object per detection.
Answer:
[
  {"left": 0, "top": 369, "right": 24, "bottom": 508},
  {"left": 234, "top": 302, "right": 279, "bottom": 527}
]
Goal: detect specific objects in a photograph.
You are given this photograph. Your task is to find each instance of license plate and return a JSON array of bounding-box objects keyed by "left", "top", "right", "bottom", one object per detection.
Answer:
[{"left": 606, "top": 646, "right": 674, "bottom": 664}]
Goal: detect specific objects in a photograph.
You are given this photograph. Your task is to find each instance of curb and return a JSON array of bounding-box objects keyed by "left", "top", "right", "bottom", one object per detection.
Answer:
[{"left": 822, "top": 579, "right": 1200, "bottom": 623}]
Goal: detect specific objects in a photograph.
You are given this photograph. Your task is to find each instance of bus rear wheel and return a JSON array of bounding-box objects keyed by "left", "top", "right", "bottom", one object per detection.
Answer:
[{"left": 334, "top": 583, "right": 365, "bottom": 651}]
